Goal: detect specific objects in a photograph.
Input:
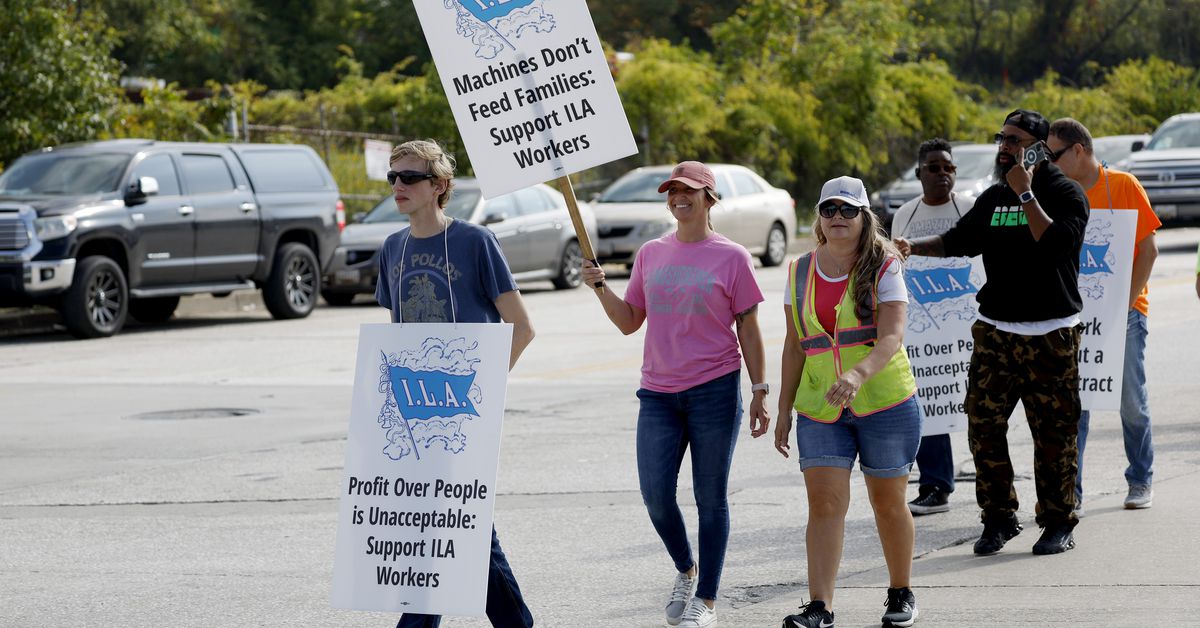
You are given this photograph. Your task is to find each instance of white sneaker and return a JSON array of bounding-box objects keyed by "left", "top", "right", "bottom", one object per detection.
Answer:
[
  {"left": 665, "top": 571, "right": 696, "bottom": 626},
  {"left": 1124, "top": 484, "right": 1153, "bottom": 509},
  {"left": 677, "top": 598, "right": 717, "bottom": 628}
]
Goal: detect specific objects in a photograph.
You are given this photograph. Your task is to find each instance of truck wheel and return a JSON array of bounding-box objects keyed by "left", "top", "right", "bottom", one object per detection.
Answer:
[
  {"left": 129, "top": 296, "right": 180, "bottom": 324},
  {"left": 62, "top": 256, "right": 128, "bottom": 338},
  {"left": 760, "top": 222, "right": 787, "bottom": 267},
  {"left": 551, "top": 239, "right": 584, "bottom": 290},
  {"left": 321, "top": 290, "right": 356, "bottom": 306},
  {"left": 263, "top": 243, "right": 318, "bottom": 319}
]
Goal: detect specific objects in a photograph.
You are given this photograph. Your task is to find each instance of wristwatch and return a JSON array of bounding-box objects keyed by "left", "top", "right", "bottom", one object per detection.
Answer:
[
  {"left": 751, "top": 383, "right": 770, "bottom": 395},
  {"left": 1018, "top": 189, "right": 1036, "bottom": 204}
]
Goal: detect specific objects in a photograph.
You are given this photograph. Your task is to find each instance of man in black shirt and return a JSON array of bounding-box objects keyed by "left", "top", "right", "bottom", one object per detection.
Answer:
[{"left": 894, "top": 109, "right": 1089, "bottom": 556}]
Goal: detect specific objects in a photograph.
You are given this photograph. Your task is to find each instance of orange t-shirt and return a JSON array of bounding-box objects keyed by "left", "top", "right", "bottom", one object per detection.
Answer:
[{"left": 1085, "top": 165, "right": 1161, "bottom": 316}]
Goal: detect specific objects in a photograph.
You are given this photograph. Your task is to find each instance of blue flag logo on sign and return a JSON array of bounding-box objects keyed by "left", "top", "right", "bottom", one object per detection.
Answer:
[
  {"left": 456, "top": 0, "right": 538, "bottom": 24},
  {"left": 905, "top": 267, "right": 977, "bottom": 305},
  {"left": 388, "top": 366, "right": 479, "bottom": 421},
  {"left": 1079, "top": 243, "right": 1113, "bottom": 275}
]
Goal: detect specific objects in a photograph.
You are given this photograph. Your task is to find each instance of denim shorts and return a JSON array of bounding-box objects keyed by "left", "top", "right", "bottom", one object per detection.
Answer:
[{"left": 793, "top": 396, "right": 922, "bottom": 478}]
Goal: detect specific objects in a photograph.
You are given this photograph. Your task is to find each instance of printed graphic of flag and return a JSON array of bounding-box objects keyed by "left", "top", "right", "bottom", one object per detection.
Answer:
[
  {"left": 456, "top": 0, "right": 538, "bottom": 23},
  {"left": 905, "top": 267, "right": 977, "bottom": 305},
  {"left": 1079, "top": 243, "right": 1113, "bottom": 275},
  {"left": 388, "top": 366, "right": 479, "bottom": 421}
]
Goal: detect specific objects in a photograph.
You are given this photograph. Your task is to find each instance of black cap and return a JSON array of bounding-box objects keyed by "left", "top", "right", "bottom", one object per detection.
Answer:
[{"left": 1003, "top": 109, "right": 1049, "bottom": 141}]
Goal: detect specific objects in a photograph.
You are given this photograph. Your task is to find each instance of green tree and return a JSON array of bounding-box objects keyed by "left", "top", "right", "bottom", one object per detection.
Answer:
[{"left": 0, "top": 1, "right": 122, "bottom": 166}]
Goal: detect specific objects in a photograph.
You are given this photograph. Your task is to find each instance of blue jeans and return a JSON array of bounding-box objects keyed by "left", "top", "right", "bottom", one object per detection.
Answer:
[
  {"left": 1076, "top": 309, "right": 1154, "bottom": 502},
  {"left": 914, "top": 433, "right": 955, "bottom": 493},
  {"left": 395, "top": 527, "right": 533, "bottom": 628},
  {"left": 636, "top": 369, "right": 742, "bottom": 601},
  {"left": 793, "top": 396, "right": 922, "bottom": 477}
]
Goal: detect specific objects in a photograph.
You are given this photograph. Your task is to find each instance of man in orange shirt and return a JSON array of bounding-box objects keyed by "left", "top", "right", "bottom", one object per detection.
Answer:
[{"left": 1048, "top": 118, "right": 1160, "bottom": 511}]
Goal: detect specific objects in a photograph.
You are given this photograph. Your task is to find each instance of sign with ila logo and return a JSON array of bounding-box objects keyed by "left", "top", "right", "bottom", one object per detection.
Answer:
[
  {"left": 1076, "top": 211, "right": 1136, "bottom": 409},
  {"left": 334, "top": 323, "right": 513, "bottom": 616}
]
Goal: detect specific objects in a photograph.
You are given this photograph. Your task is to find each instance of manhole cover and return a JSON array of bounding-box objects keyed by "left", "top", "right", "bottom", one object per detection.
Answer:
[{"left": 128, "top": 408, "right": 261, "bottom": 421}]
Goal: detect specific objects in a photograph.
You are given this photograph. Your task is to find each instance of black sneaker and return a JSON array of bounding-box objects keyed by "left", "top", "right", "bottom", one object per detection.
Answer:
[
  {"left": 973, "top": 514, "right": 1022, "bottom": 555},
  {"left": 907, "top": 486, "right": 950, "bottom": 515},
  {"left": 882, "top": 587, "right": 918, "bottom": 627},
  {"left": 782, "top": 600, "right": 835, "bottom": 628},
  {"left": 1032, "top": 524, "right": 1075, "bottom": 555}
]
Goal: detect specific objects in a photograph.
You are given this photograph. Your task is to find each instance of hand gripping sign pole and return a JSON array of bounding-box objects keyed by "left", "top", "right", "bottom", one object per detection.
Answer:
[
  {"left": 555, "top": 175, "right": 604, "bottom": 291},
  {"left": 411, "top": 0, "right": 637, "bottom": 292}
]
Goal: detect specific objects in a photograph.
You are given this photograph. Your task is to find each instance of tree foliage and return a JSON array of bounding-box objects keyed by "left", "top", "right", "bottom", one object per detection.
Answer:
[{"left": 0, "top": 1, "right": 122, "bottom": 166}]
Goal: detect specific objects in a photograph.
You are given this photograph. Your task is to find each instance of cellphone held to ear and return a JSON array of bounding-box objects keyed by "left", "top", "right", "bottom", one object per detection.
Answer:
[{"left": 1022, "top": 142, "right": 1049, "bottom": 169}]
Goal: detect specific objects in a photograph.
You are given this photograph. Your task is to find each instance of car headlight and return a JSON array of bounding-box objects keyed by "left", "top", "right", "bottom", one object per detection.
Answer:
[
  {"left": 34, "top": 215, "right": 78, "bottom": 241},
  {"left": 639, "top": 221, "right": 673, "bottom": 237}
]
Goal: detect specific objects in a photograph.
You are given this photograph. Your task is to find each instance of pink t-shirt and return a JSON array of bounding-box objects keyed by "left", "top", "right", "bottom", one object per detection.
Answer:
[{"left": 626, "top": 233, "right": 764, "bottom": 393}]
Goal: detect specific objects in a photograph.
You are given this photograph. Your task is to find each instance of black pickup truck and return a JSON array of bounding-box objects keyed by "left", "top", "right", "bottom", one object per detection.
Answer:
[{"left": 0, "top": 139, "right": 344, "bottom": 338}]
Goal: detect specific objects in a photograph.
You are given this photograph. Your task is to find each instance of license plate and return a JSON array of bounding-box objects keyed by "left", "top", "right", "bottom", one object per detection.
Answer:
[
  {"left": 1156, "top": 204, "right": 1177, "bottom": 219},
  {"left": 334, "top": 269, "right": 361, "bottom": 285}
]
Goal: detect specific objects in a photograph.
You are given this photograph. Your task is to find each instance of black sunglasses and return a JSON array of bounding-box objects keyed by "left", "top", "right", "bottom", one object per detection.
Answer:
[
  {"left": 923, "top": 163, "right": 957, "bottom": 174},
  {"left": 993, "top": 132, "right": 1030, "bottom": 147},
  {"left": 1049, "top": 143, "right": 1076, "bottom": 162},
  {"left": 386, "top": 170, "right": 436, "bottom": 186},
  {"left": 818, "top": 202, "right": 864, "bottom": 219}
]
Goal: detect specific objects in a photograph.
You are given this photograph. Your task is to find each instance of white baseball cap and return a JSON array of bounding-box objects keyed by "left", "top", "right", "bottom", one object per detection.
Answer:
[{"left": 817, "top": 176, "right": 870, "bottom": 207}]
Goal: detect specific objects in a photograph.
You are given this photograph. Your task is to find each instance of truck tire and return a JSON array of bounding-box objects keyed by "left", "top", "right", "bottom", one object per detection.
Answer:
[
  {"left": 129, "top": 296, "right": 180, "bottom": 324},
  {"left": 263, "top": 243, "right": 318, "bottom": 319},
  {"left": 61, "top": 256, "right": 128, "bottom": 338},
  {"left": 550, "top": 239, "right": 584, "bottom": 290}
]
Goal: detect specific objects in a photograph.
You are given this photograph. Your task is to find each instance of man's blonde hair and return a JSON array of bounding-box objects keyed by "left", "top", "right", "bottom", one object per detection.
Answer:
[{"left": 390, "top": 139, "right": 457, "bottom": 208}]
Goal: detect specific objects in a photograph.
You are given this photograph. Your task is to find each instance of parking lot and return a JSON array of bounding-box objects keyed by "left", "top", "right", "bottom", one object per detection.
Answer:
[{"left": 2, "top": 229, "right": 1199, "bottom": 626}]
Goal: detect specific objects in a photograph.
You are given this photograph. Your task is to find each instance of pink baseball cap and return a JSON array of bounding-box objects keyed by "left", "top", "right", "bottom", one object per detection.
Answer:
[{"left": 658, "top": 161, "right": 717, "bottom": 193}]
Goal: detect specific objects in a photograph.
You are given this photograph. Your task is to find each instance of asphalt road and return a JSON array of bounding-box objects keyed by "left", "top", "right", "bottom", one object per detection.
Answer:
[{"left": 1, "top": 228, "right": 1198, "bottom": 627}]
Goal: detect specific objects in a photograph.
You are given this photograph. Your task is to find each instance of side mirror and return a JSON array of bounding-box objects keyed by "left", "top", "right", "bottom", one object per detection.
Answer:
[
  {"left": 125, "top": 176, "right": 160, "bottom": 205},
  {"left": 590, "top": 192, "right": 601, "bottom": 202},
  {"left": 482, "top": 212, "right": 508, "bottom": 226},
  {"left": 1131, "top": 140, "right": 1145, "bottom": 152}
]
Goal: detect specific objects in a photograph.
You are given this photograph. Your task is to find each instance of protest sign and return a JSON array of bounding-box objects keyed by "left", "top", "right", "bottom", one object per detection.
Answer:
[
  {"left": 411, "top": 0, "right": 637, "bottom": 198},
  {"left": 1076, "top": 208, "right": 1136, "bottom": 409},
  {"left": 332, "top": 323, "right": 513, "bottom": 615}
]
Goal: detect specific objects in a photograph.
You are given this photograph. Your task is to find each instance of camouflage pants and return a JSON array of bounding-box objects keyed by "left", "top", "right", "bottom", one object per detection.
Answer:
[{"left": 965, "top": 320, "right": 1081, "bottom": 528}]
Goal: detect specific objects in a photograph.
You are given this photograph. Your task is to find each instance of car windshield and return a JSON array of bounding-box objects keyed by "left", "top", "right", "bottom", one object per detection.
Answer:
[
  {"left": 0, "top": 152, "right": 129, "bottom": 196},
  {"left": 1145, "top": 120, "right": 1200, "bottom": 150},
  {"left": 1093, "top": 137, "right": 1141, "bottom": 165},
  {"left": 598, "top": 171, "right": 667, "bottom": 203},
  {"left": 362, "top": 188, "right": 481, "bottom": 223}
]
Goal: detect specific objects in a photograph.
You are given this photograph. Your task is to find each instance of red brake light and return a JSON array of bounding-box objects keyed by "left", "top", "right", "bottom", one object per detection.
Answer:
[{"left": 335, "top": 200, "right": 346, "bottom": 232}]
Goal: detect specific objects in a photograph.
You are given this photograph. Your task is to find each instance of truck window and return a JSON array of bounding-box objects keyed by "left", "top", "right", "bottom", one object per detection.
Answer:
[
  {"left": 0, "top": 153, "right": 128, "bottom": 196},
  {"left": 131, "top": 154, "right": 181, "bottom": 196},
  {"left": 181, "top": 154, "right": 236, "bottom": 195},
  {"left": 238, "top": 149, "right": 328, "bottom": 192}
]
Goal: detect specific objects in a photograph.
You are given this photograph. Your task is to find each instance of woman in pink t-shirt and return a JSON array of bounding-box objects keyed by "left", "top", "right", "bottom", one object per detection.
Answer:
[{"left": 582, "top": 161, "right": 769, "bottom": 628}]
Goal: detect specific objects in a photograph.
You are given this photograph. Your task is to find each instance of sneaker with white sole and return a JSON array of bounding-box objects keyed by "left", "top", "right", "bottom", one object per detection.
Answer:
[
  {"left": 1124, "top": 484, "right": 1153, "bottom": 509},
  {"left": 782, "top": 600, "right": 834, "bottom": 627},
  {"left": 907, "top": 486, "right": 950, "bottom": 515},
  {"left": 677, "top": 598, "right": 716, "bottom": 628},
  {"left": 881, "top": 587, "right": 918, "bottom": 627},
  {"left": 665, "top": 571, "right": 697, "bottom": 626}
]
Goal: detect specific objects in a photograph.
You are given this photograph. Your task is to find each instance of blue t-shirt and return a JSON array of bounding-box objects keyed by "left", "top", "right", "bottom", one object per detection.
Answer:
[{"left": 375, "top": 219, "right": 517, "bottom": 323}]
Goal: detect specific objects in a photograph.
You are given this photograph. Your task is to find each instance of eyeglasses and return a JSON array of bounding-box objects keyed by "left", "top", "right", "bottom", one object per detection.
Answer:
[
  {"left": 1049, "top": 143, "right": 1076, "bottom": 162},
  {"left": 818, "top": 202, "right": 864, "bottom": 219},
  {"left": 922, "top": 163, "right": 957, "bottom": 174},
  {"left": 386, "top": 170, "right": 436, "bottom": 186},
  {"left": 993, "top": 132, "right": 1029, "bottom": 147}
]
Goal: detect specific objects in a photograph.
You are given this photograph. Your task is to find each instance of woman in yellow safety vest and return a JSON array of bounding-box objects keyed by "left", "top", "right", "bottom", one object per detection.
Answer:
[{"left": 773, "top": 176, "right": 921, "bottom": 628}]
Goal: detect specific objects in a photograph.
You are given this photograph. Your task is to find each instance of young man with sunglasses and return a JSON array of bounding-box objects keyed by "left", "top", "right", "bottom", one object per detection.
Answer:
[
  {"left": 890, "top": 138, "right": 976, "bottom": 517},
  {"left": 894, "top": 110, "right": 1089, "bottom": 556},
  {"left": 375, "top": 139, "right": 537, "bottom": 628},
  {"left": 1048, "top": 118, "right": 1161, "bottom": 513}
]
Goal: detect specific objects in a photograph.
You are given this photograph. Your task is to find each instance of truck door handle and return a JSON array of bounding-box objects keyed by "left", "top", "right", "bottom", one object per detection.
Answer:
[
  {"left": 240, "top": 202, "right": 257, "bottom": 213},
  {"left": 178, "top": 205, "right": 194, "bottom": 217}
]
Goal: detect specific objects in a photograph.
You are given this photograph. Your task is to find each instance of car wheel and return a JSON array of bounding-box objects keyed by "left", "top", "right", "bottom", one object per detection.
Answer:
[
  {"left": 760, "top": 222, "right": 787, "bottom": 267},
  {"left": 551, "top": 239, "right": 584, "bottom": 290},
  {"left": 322, "top": 291, "right": 356, "bottom": 306},
  {"left": 263, "top": 243, "right": 318, "bottom": 319},
  {"left": 61, "top": 256, "right": 128, "bottom": 338},
  {"left": 129, "top": 296, "right": 180, "bottom": 324}
]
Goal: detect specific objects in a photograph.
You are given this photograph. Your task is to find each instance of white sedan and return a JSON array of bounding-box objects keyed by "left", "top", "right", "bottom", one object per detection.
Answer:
[{"left": 592, "top": 164, "right": 797, "bottom": 267}]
